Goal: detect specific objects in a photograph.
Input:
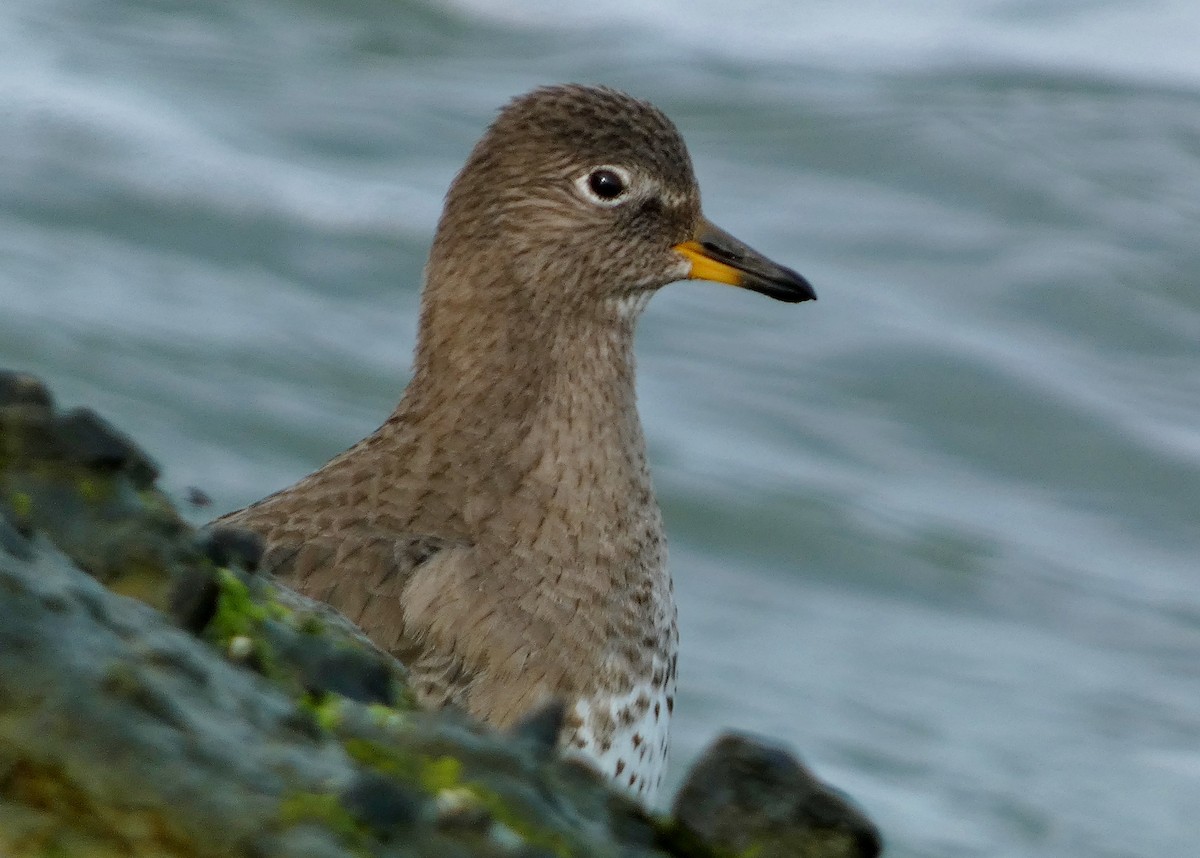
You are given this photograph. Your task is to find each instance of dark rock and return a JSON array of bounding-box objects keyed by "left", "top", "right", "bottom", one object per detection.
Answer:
[
  {"left": 0, "top": 370, "right": 53, "bottom": 410},
  {"left": 273, "top": 628, "right": 396, "bottom": 706},
  {"left": 509, "top": 699, "right": 567, "bottom": 758},
  {"left": 199, "top": 525, "right": 265, "bottom": 573},
  {"left": 0, "top": 538, "right": 350, "bottom": 857},
  {"left": 55, "top": 407, "right": 160, "bottom": 487},
  {"left": 341, "top": 770, "right": 423, "bottom": 832},
  {"left": 671, "top": 732, "right": 883, "bottom": 858},
  {"left": 169, "top": 562, "right": 220, "bottom": 632}
]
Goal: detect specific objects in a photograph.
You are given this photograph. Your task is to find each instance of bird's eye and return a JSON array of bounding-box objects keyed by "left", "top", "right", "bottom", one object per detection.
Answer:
[
  {"left": 589, "top": 169, "right": 625, "bottom": 199},
  {"left": 575, "top": 165, "right": 632, "bottom": 206}
]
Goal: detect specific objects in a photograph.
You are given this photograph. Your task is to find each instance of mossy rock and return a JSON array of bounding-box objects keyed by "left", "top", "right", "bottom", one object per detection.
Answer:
[{"left": 0, "top": 369, "right": 882, "bottom": 857}]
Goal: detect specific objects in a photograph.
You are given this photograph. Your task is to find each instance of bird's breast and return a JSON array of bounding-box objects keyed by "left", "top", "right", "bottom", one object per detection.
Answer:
[{"left": 561, "top": 631, "right": 678, "bottom": 803}]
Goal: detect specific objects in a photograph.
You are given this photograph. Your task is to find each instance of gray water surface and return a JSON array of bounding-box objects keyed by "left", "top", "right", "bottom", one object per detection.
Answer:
[{"left": 2, "top": 1, "right": 1198, "bottom": 855}]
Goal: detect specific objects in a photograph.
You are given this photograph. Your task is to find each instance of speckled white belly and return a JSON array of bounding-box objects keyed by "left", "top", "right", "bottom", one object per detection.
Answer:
[{"left": 564, "top": 676, "right": 675, "bottom": 803}]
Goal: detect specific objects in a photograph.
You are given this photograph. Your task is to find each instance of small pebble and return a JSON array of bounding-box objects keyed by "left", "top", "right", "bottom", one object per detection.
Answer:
[{"left": 228, "top": 636, "right": 254, "bottom": 660}]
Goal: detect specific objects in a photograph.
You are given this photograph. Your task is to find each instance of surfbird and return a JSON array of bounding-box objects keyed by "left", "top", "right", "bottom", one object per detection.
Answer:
[{"left": 218, "top": 84, "right": 815, "bottom": 801}]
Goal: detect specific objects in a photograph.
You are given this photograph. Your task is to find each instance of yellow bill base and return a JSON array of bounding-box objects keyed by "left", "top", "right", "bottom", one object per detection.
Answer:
[{"left": 673, "top": 240, "right": 744, "bottom": 287}]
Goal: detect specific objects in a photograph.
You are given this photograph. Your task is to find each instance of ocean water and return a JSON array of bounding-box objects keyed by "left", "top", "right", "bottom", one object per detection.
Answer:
[{"left": 2, "top": 0, "right": 1198, "bottom": 854}]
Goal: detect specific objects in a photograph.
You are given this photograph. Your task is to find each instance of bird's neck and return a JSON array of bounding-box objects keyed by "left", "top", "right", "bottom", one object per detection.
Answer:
[
  {"left": 377, "top": 286, "right": 675, "bottom": 697},
  {"left": 389, "top": 285, "right": 660, "bottom": 567}
]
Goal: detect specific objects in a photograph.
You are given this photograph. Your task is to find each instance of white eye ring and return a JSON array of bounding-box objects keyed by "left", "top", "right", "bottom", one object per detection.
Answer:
[{"left": 574, "top": 165, "right": 634, "bottom": 207}]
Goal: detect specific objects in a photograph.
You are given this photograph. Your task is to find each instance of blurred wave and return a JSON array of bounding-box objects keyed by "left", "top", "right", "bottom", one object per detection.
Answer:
[{"left": 2, "top": 0, "right": 1197, "bottom": 855}]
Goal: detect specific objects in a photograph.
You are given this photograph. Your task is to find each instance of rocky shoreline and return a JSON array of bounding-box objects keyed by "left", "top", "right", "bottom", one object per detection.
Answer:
[{"left": 0, "top": 370, "right": 881, "bottom": 858}]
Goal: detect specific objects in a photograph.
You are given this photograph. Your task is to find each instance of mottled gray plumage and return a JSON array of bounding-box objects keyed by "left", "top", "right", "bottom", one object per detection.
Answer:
[{"left": 218, "top": 84, "right": 814, "bottom": 800}]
